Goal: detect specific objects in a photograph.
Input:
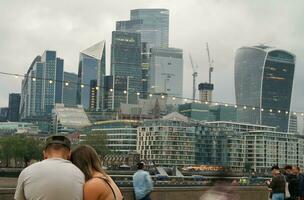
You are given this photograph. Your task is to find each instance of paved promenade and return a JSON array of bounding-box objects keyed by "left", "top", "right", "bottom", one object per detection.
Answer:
[{"left": 0, "top": 177, "right": 269, "bottom": 200}]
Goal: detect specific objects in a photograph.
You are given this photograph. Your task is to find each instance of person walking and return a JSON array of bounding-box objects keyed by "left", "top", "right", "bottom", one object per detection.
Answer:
[
  {"left": 71, "top": 145, "right": 123, "bottom": 200},
  {"left": 296, "top": 167, "right": 304, "bottom": 200},
  {"left": 133, "top": 162, "right": 153, "bottom": 200},
  {"left": 284, "top": 165, "right": 300, "bottom": 200},
  {"left": 267, "top": 166, "right": 286, "bottom": 200},
  {"left": 14, "top": 135, "right": 85, "bottom": 200}
]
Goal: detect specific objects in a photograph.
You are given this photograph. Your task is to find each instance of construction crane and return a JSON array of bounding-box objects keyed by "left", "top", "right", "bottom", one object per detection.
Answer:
[
  {"left": 206, "top": 43, "right": 214, "bottom": 84},
  {"left": 189, "top": 54, "right": 198, "bottom": 101}
]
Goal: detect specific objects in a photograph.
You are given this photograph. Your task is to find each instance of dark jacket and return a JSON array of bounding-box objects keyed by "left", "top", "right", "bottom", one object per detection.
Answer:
[
  {"left": 299, "top": 173, "right": 304, "bottom": 197},
  {"left": 286, "top": 173, "right": 300, "bottom": 197},
  {"left": 269, "top": 174, "right": 285, "bottom": 194}
]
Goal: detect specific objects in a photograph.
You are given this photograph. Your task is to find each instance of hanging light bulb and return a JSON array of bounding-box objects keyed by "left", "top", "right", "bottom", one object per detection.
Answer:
[
  {"left": 32, "top": 77, "right": 36, "bottom": 81},
  {"left": 109, "top": 88, "right": 113, "bottom": 92},
  {"left": 269, "top": 109, "right": 273, "bottom": 112},
  {"left": 261, "top": 108, "right": 264, "bottom": 112},
  {"left": 49, "top": 80, "right": 53, "bottom": 84},
  {"left": 123, "top": 90, "right": 127, "bottom": 94},
  {"left": 95, "top": 86, "right": 99, "bottom": 90},
  {"left": 149, "top": 94, "right": 153, "bottom": 97},
  {"left": 252, "top": 107, "right": 256, "bottom": 110},
  {"left": 136, "top": 92, "right": 140, "bottom": 96},
  {"left": 81, "top": 84, "right": 84, "bottom": 88},
  {"left": 65, "top": 82, "right": 69, "bottom": 86},
  {"left": 234, "top": 105, "right": 238, "bottom": 108},
  {"left": 278, "top": 110, "right": 281, "bottom": 113},
  {"left": 243, "top": 106, "right": 247, "bottom": 109},
  {"left": 172, "top": 97, "right": 176, "bottom": 100},
  {"left": 225, "top": 104, "right": 228, "bottom": 107}
]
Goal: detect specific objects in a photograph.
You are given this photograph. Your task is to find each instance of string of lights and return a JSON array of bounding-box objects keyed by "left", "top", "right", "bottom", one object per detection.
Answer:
[{"left": 0, "top": 70, "right": 303, "bottom": 116}]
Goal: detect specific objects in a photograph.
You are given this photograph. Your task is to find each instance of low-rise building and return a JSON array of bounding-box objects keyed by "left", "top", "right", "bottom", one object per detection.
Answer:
[
  {"left": 90, "top": 120, "right": 140, "bottom": 153},
  {"left": 137, "top": 112, "right": 195, "bottom": 167},
  {"left": 52, "top": 104, "right": 91, "bottom": 134}
]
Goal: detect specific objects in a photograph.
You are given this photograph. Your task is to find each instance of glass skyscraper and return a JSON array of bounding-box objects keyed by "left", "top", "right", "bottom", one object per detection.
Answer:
[
  {"left": 20, "top": 51, "right": 64, "bottom": 119},
  {"left": 148, "top": 47, "right": 183, "bottom": 97},
  {"left": 63, "top": 72, "right": 78, "bottom": 107},
  {"left": 234, "top": 45, "right": 295, "bottom": 132},
  {"left": 7, "top": 93, "right": 21, "bottom": 122},
  {"left": 116, "top": 9, "right": 169, "bottom": 98},
  {"left": 77, "top": 41, "right": 106, "bottom": 111},
  {"left": 111, "top": 31, "right": 142, "bottom": 110}
]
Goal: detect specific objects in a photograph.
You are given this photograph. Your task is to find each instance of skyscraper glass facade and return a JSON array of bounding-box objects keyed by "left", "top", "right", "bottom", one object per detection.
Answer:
[
  {"left": 63, "top": 72, "right": 78, "bottom": 107},
  {"left": 7, "top": 93, "right": 21, "bottom": 122},
  {"left": 77, "top": 41, "right": 106, "bottom": 111},
  {"left": 234, "top": 46, "right": 295, "bottom": 132},
  {"left": 111, "top": 31, "right": 142, "bottom": 110},
  {"left": 149, "top": 47, "right": 183, "bottom": 97},
  {"left": 20, "top": 51, "right": 64, "bottom": 119},
  {"left": 116, "top": 9, "right": 169, "bottom": 98}
]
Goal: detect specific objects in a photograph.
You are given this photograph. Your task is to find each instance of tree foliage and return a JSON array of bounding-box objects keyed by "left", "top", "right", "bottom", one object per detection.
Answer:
[
  {"left": 80, "top": 131, "right": 109, "bottom": 158},
  {"left": 0, "top": 135, "right": 43, "bottom": 167}
]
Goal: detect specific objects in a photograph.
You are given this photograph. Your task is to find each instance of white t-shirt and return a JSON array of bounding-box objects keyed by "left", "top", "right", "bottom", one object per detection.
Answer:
[{"left": 14, "top": 158, "right": 85, "bottom": 200}]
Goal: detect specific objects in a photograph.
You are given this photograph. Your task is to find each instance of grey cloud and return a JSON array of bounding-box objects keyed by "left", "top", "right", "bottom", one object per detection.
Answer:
[{"left": 0, "top": 0, "right": 303, "bottom": 112}]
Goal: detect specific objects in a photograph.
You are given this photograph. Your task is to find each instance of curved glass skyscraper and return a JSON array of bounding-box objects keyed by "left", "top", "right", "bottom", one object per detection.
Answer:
[{"left": 234, "top": 45, "right": 295, "bottom": 132}]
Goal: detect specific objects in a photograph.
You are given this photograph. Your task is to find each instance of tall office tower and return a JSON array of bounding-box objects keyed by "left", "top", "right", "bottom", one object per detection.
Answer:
[
  {"left": 63, "top": 72, "right": 78, "bottom": 107},
  {"left": 41, "top": 51, "right": 64, "bottom": 113},
  {"left": 0, "top": 107, "right": 8, "bottom": 122},
  {"left": 77, "top": 41, "right": 106, "bottom": 111},
  {"left": 148, "top": 47, "right": 183, "bottom": 97},
  {"left": 234, "top": 45, "right": 295, "bottom": 132},
  {"left": 20, "top": 51, "right": 64, "bottom": 119},
  {"left": 7, "top": 93, "right": 21, "bottom": 122},
  {"left": 198, "top": 83, "right": 214, "bottom": 102},
  {"left": 116, "top": 9, "right": 169, "bottom": 98},
  {"left": 111, "top": 31, "right": 142, "bottom": 110}
]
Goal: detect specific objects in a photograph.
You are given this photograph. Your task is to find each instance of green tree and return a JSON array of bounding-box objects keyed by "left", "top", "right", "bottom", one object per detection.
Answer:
[
  {"left": 0, "top": 135, "right": 43, "bottom": 167},
  {"left": 81, "top": 131, "right": 109, "bottom": 158}
]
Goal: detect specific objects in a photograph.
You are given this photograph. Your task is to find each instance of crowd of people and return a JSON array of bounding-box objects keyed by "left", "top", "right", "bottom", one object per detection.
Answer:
[
  {"left": 267, "top": 165, "right": 304, "bottom": 200},
  {"left": 14, "top": 135, "right": 153, "bottom": 200}
]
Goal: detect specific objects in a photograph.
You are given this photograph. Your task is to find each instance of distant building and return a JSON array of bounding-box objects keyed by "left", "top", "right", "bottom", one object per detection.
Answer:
[
  {"left": 116, "top": 9, "right": 170, "bottom": 97},
  {"left": 52, "top": 104, "right": 91, "bottom": 134},
  {"left": 235, "top": 45, "right": 295, "bottom": 132},
  {"left": 195, "top": 121, "right": 304, "bottom": 174},
  {"left": 77, "top": 41, "right": 106, "bottom": 111},
  {"left": 288, "top": 114, "right": 298, "bottom": 133},
  {"left": 149, "top": 47, "right": 183, "bottom": 97},
  {"left": 137, "top": 112, "right": 195, "bottom": 167},
  {"left": 198, "top": 83, "right": 214, "bottom": 102},
  {"left": 111, "top": 31, "right": 142, "bottom": 110},
  {"left": 119, "top": 93, "right": 182, "bottom": 119},
  {"left": 7, "top": 93, "right": 21, "bottom": 122},
  {"left": 89, "top": 120, "right": 139, "bottom": 153},
  {"left": 20, "top": 51, "right": 64, "bottom": 119},
  {"left": 63, "top": 72, "right": 78, "bottom": 107},
  {"left": 0, "top": 107, "right": 8, "bottom": 122},
  {"left": 178, "top": 103, "right": 237, "bottom": 122},
  {"left": 0, "top": 122, "right": 39, "bottom": 135},
  {"left": 116, "top": 9, "right": 169, "bottom": 48}
]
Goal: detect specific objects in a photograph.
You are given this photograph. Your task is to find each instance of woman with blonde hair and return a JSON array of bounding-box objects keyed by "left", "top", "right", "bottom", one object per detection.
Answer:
[{"left": 71, "top": 145, "right": 123, "bottom": 200}]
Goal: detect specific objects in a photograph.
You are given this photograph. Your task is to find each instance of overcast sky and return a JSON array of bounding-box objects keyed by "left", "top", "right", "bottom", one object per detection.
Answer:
[{"left": 0, "top": 0, "right": 303, "bottom": 111}]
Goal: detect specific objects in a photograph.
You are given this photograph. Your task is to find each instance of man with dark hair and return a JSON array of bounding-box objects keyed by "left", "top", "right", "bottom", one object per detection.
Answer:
[
  {"left": 14, "top": 135, "right": 85, "bottom": 200},
  {"left": 284, "top": 165, "right": 300, "bottom": 200},
  {"left": 133, "top": 161, "right": 153, "bottom": 200},
  {"left": 266, "top": 166, "right": 286, "bottom": 200}
]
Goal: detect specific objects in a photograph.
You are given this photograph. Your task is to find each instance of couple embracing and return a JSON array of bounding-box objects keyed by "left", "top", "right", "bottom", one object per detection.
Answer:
[{"left": 14, "top": 135, "right": 123, "bottom": 200}]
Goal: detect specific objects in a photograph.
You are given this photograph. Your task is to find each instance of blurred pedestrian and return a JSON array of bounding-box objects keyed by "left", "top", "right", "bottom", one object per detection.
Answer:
[
  {"left": 266, "top": 166, "right": 285, "bottom": 200},
  {"left": 133, "top": 162, "right": 153, "bottom": 200},
  {"left": 284, "top": 165, "right": 299, "bottom": 200}
]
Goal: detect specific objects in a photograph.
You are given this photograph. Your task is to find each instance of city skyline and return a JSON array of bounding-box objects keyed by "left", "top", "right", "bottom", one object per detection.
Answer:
[{"left": 0, "top": 0, "right": 303, "bottom": 112}]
